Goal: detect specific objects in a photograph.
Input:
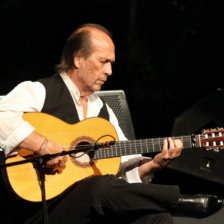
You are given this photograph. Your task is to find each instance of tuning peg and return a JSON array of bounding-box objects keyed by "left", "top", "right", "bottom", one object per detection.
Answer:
[
  {"left": 205, "top": 147, "right": 220, "bottom": 152},
  {"left": 213, "top": 148, "right": 220, "bottom": 152}
]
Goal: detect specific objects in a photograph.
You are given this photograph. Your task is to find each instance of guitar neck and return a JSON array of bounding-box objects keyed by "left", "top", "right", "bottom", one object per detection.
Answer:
[{"left": 94, "top": 135, "right": 201, "bottom": 160}]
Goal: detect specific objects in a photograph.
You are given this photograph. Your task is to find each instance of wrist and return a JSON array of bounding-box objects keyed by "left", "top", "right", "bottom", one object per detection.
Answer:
[
  {"left": 37, "top": 137, "right": 49, "bottom": 154},
  {"left": 150, "top": 159, "right": 164, "bottom": 169}
]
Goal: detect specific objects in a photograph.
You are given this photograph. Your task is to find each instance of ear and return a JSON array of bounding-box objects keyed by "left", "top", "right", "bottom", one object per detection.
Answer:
[{"left": 73, "top": 54, "right": 82, "bottom": 68}]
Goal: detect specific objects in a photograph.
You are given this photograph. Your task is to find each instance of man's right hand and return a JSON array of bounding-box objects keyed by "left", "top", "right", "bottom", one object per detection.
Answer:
[
  {"left": 18, "top": 131, "right": 68, "bottom": 173},
  {"left": 40, "top": 139, "right": 68, "bottom": 173}
]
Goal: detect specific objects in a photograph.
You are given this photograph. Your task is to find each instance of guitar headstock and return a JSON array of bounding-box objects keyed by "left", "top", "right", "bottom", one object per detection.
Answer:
[{"left": 200, "top": 128, "right": 224, "bottom": 152}]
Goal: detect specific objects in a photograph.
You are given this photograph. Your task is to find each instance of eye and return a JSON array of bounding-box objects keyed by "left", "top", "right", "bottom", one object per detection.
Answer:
[{"left": 101, "top": 60, "right": 114, "bottom": 65}]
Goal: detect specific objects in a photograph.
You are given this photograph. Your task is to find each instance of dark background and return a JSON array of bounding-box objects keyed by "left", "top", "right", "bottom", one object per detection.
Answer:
[
  {"left": 1, "top": 0, "right": 224, "bottom": 195},
  {"left": 1, "top": 0, "right": 224, "bottom": 139}
]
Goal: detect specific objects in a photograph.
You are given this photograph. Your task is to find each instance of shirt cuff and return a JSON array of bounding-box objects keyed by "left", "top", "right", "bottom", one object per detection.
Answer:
[
  {"left": 0, "top": 121, "right": 35, "bottom": 155},
  {"left": 125, "top": 166, "right": 142, "bottom": 183},
  {"left": 118, "top": 156, "right": 155, "bottom": 184},
  {"left": 117, "top": 155, "right": 142, "bottom": 183}
]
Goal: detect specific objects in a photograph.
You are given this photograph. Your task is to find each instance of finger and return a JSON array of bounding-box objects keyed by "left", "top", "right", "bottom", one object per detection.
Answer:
[
  {"left": 173, "top": 139, "right": 183, "bottom": 157},
  {"left": 52, "top": 168, "right": 63, "bottom": 174},
  {"left": 58, "top": 160, "right": 66, "bottom": 169},
  {"left": 57, "top": 156, "right": 66, "bottom": 163},
  {"left": 47, "top": 162, "right": 58, "bottom": 169},
  {"left": 175, "top": 139, "right": 183, "bottom": 150},
  {"left": 62, "top": 155, "right": 68, "bottom": 163},
  {"left": 47, "top": 158, "right": 60, "bottom": 168},
  {"left": 162, "top": 139, "right": 169, "bottom": 154},
  {"left": 168, "top": 138, "right": 175, "bottom": 156}
]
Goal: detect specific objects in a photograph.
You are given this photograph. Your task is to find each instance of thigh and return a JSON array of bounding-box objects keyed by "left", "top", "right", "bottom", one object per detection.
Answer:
[{"left": 26, "top": 175, "right": 179, "bottom": 224}]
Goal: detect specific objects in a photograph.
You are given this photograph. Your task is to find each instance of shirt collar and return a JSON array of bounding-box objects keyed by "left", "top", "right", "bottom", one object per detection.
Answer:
[{"left": 59, "top": 72, "right": 103, "bottom": 107}]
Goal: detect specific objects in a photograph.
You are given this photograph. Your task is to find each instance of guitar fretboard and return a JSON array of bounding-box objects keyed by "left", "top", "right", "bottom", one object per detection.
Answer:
[{"left": 93, "top": 135, "right": 200, "bottom": 160}]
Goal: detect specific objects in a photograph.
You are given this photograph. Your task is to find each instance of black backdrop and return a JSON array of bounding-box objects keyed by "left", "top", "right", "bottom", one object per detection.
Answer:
[
  {"left": 1, "top": 0, "right": 224, "bottom": 139},
  {"left": 0, "top": 0, "right": 224, "bottom": 138}
]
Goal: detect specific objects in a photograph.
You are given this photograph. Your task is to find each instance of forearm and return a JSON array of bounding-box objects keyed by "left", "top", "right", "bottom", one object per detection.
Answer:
[
  {"left": 18, "top": 131, "right": 45, "bottom": 153},
  {"left": 138, "top": 138, "right": 183, "bottom": 179},
  {"left": 138, "top": 158, "right": 161, "bottom": 179},
  {"left": 18, "top": 130, "right": 67, "bottom": 171}
]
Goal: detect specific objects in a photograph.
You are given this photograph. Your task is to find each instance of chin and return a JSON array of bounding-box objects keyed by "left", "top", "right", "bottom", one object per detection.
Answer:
[{"left": 92, "top": 85, "right": 102, "bottom": 92}]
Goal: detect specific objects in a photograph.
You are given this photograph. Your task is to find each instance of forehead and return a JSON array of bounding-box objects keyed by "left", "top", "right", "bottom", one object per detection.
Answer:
[{"left": 89, "top": 29, "right": 115, "bottom": 61}]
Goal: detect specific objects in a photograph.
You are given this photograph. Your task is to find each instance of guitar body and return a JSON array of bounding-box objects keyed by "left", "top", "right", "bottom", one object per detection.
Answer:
[{"left": 5, "top": 112, "right": 120, "bottom": 202}]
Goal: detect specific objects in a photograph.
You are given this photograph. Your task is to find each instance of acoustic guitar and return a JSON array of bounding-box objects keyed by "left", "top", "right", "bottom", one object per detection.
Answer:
[{"left": 4, "top": 112, "right": 223, "bottom": 202}]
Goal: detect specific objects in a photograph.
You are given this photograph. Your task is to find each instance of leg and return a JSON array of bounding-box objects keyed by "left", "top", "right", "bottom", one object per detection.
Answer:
[{"left": 26, "top": 175, "right": 180, "bottom": 224}]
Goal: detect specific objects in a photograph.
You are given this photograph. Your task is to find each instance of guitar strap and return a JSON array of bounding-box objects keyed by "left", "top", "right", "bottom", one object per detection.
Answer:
[{"left": 38, "top": 74, "right": 109, "bottom": 123}]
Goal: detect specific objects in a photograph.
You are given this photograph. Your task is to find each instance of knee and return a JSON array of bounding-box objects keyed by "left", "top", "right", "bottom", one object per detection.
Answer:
[{"left": 84, "top": 175, "right": 115, "bottom": 201}]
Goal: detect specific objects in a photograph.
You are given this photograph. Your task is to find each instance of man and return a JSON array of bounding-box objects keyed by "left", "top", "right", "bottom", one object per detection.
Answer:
[{"left": 0, "top": 23, "right": 223, "bottom": 224}]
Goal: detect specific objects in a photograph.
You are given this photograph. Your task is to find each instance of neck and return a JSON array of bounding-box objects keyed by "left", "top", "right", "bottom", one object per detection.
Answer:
[{"left": 66, "top": 71, "right": 93, "bottom": 98}]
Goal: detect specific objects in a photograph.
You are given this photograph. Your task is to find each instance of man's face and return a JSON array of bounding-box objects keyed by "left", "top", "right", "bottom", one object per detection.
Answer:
[{"left": 75, "top": 31, "right": 115, "bottom": 94}]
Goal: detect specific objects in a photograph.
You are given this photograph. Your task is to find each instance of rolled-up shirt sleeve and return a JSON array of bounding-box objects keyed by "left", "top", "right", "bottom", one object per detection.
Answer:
[{"left": 0, "top": 81, "right": 45, "bottom": 155}]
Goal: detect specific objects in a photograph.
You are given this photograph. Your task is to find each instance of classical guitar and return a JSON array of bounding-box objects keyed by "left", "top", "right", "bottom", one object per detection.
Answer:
[{"left": 4, "top": 112, "right": 224, "bottom": 202}]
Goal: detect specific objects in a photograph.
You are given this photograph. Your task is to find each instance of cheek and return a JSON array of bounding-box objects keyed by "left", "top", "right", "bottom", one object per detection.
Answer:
[
  {"left": 82, "top": 59, "right": 103, "bottom": 85},
  {"left": 88, "top": 65, "right": 102, "bottom": 82}
]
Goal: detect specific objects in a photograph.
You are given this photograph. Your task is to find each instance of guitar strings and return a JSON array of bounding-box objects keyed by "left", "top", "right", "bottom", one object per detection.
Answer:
[
  {"left": 57, "top": 135, "right": 199, "bottom": 160},
  {"left": 61, "top": 135, "right": 194, "bottom": 150}
]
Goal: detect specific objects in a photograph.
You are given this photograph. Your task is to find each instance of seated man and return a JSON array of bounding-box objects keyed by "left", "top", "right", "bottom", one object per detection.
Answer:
[{"left": 0, "top": 23, "right": 223, "bottom": 224}]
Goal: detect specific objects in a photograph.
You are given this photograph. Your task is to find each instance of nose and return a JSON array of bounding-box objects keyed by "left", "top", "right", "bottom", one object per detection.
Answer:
[{"left": 104, "top": 62, "right": 113, "bottom": 76}]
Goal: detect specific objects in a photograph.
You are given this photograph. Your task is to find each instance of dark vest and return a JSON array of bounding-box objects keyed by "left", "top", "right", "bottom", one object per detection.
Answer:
[{"left": 38, "top": 74, "right": 109, "bottom": 124}]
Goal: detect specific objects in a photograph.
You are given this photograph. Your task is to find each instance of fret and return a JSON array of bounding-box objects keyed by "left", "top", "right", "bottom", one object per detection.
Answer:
[
  {"left": 160, "top": 138, "right": 164, "bottom": 151},
  {"left": 143, "top": 139, "right": 149, "bottom": 154},
  {"left": 96, "top": 148, "right": 102, "bottom": 160},
  {"left": 153, "top": 137, "right": 161, "bottom": 152},
  {"left": 118, "top": 142, "right": 122, "bottom": 156},
  {"left": 152, "top": 138, "right": 155, "bottom": 153},
  {"left": 97, "top": 148, "right": 101, "bottom": 160},
  {"left": 107, "top": 146, "right": 111, "bottom": 158},
  {"left": 109, "top": 145, "right": 113, "bottom": 158},
  {"left": 145, "top": 139, "right": 149, "bottom": 153},
  {"left": 92, "top": 134, "right": 198, "bottom": 160},
  {"left": 180, "top": 136, "right": 183, "bottom": 148},
  {"left": 146, "top": 138, "right": 154, "bottom": 154},
  {"left": 158, "top": 138, "right": 161, "bottom": 152},
  {"left": 122, "top": 141, "right": 127, "bottom": 156},
  {"left": 124, "top": 141, "right": 127, "bottom": 156},
  {"left": 117, "top": 141, "right": 123, "bottom": 157},
  {"left": 140, "top": 139, "right": 143, "bottom": 154},
  {"left": 179, "top": 135, "right": 193, "bottom": 149},
  {"left": 102, "top": 148, "right": 106, "bottom": 159},
  {"left": 115, "top": 142, "right": 118, "bottom": 157},
  {"left": 126, "top": 141, "right": 130, "bottom": 155}
]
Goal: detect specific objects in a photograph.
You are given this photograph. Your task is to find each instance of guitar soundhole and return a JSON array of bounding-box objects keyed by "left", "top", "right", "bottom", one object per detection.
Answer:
[{"left": 69, "top": 136, "right": 97, "bottom": 168}]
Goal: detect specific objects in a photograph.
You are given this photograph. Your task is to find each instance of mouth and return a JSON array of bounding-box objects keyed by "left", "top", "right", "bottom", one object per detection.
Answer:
[{"left": 98, "top": 79, "right": 106, "bottom": 84}]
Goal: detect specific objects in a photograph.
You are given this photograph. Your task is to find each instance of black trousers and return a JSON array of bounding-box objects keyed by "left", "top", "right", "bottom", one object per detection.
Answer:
[{"left": 2, "top": 175, "right": 180, "bottom": 224}]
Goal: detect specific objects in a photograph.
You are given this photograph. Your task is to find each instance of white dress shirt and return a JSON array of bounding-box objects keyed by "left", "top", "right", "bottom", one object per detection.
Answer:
[{"left": 0, "top": 73, "right": 151, "bottom": 183}]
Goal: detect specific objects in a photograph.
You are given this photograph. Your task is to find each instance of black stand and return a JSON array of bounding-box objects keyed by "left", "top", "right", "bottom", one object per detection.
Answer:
[
  {"left": 0, "top": 145, "right": 98, "bottom": 224},
  {"left": 33, "top": 156, "right": 50, "bottom": 224}
]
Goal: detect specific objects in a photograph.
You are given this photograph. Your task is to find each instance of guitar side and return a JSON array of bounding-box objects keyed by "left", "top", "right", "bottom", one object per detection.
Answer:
[{"left": 5, "top": 112, "right": 120, "bottom": 202}]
